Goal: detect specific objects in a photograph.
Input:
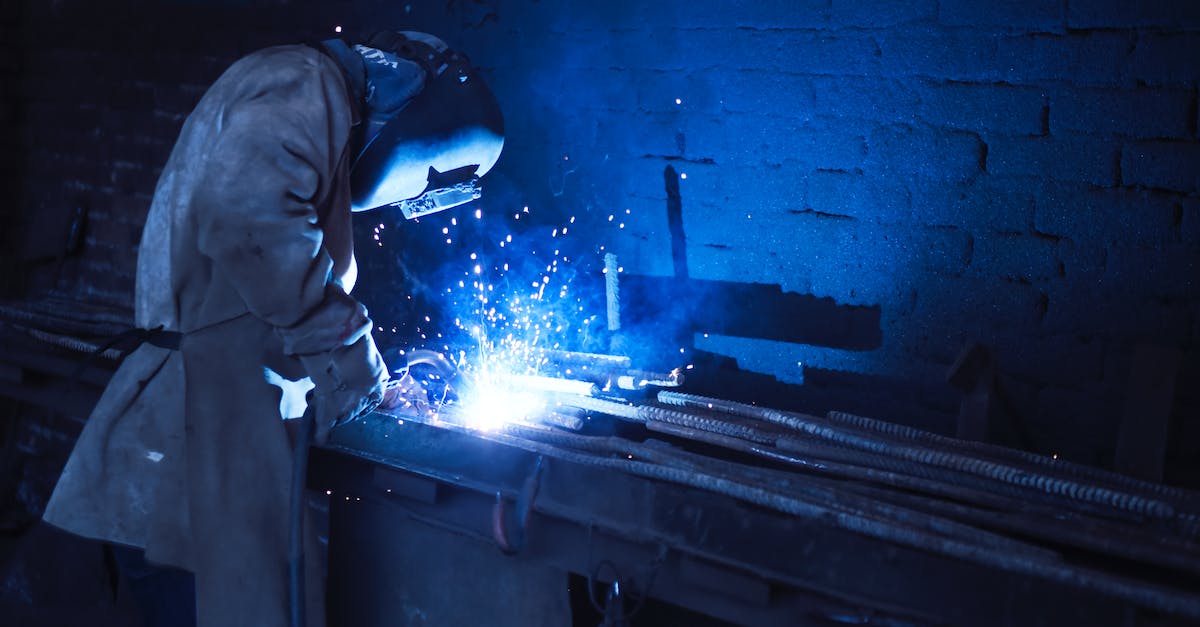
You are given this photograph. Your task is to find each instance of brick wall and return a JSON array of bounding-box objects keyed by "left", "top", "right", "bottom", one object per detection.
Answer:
[{"left": 2, "top": 0, "right": 1198, "bottom": 482}]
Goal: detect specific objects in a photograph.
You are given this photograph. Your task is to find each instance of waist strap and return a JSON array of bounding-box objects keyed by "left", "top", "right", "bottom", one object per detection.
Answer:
[
  {"left": 142, "top": 326, "right": 183, "bottom": 350},
  {"left": 98, "top": 325, "right": 183, "bottom": 353},
  {"left": 71, "top": 325, "right": 183, "bottom": 380}
]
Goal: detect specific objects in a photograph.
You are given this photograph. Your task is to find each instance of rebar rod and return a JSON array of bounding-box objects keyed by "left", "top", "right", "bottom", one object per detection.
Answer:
[
  {"left": 431, "top": 421, "right": 1200, "bottom": 620},
  {"left": 657, "top": 391, "right": 1177, "bottom": 520}
]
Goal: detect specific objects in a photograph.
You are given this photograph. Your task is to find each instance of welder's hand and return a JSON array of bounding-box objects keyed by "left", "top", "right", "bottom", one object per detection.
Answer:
[{"left": 379, "top": 372, "right": 430, "bottom": 415}]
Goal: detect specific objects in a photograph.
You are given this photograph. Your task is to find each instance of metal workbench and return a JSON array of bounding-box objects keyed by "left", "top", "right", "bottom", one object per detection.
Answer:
[
  {"left": 3, "top": 302, "right": 1200, "bottom": 626},
  {"left": 315, "top": 407, "right": 1200, "bottom": 627}
]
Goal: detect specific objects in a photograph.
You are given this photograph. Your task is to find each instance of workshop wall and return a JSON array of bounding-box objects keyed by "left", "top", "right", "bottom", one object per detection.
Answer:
[{"left": 3, "top": 0, "right": 1199, "bottom": 483}]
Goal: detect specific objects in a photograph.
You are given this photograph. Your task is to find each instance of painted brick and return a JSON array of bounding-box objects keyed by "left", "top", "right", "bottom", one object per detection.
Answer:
[
  {"left": 909, "top": 177, "right": 1032, "bottom": 232},
  {"left": 671, "top": 162, "right": 803, "bottom": 218},
  {"left": 786, "top": 122, "right": 870, "bottom": 172},
  {"left": 914, "top": 81, "right": 1045, "bottom": 135},
  {"left": 967, "top": 232, "right": 1061, "bottom": 283},
  {"left": 640, "top": 68, "right": 812, "bottom": 118},
  {"left": 1129, "top": 34, "right": 1200, "bottom": 86},
  {"left": 683, "top": 114, "right": 868, "bottom": 171},
  {"left": 1038, "top": 286, "right": 1109, "bottom": 337},
  {"left": 571, "top": 28, "right": 878, "bottom": 75},
  {"left": 627, "top": 0, "right": 833, "bottom": 30},
  {"left": 914, "top": 225, "right": 975, "bottom": 275},
  {"left": 938, "top": 0, "right": 1065, "bottom": 34},
  {"left": 906, "top": 273, "right": 1047, "bottom": 338},
  {"left": 811, "top": 219, "right": 970, "bottom": 299},
  {"left": 687, "top": 207, "right": 971, "bottom": 302},
  {"left": 995, "top": 32, "right": 1133, "bottom": 88},
  {"left": 987, "top": 134, "right": 1119, "bottom": 186},
  {"left": 679, "top": 113, "right": 772, "bottom": 163},
  {"left": 829, "top": 0, "right": 937, "bottom": 28},
  {"left": 772, "top": 30, "right": 884, "bottom": 76},
  {"left": 687, "top": 240, "right": 787, "bottom": 287},
  {"left": 1104, "top": 243, "right": 1199, "bottom": 301},
  {"left": 1049, "top": 87, "right": 1193, "bottom": 139},
  {"left": 811, "top": 75, "right": 920, "bottom": 124},
  {"left": 865, "top": 125, "right": 985, "bottom": 183},
  {"left": 1067, "top": 0, "right": 1200, "bottom": 29},
  {"left": 1121, "top": 141, "right": 1200, "bottom": 192},
  {"left": 1033, "top": 182, "right": 1181, "bottom": 246},
  {"left": 878, "top": 29, "right": 1001, "bottom": 82},
  {"left": 1051, "top": 238, "right": 1106, "bottom": 283},
  {"left": 803, "top": 170, "right": 909, "bottom": 222},
  {"left": 594, "top": 112, "right": 682, "bottom": 158}
]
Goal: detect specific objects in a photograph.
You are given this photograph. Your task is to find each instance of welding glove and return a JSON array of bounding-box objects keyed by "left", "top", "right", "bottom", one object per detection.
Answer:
[
  {"left": 280, "top": 285, "right": 388, "bottom": 444},
  {"left": 378, "top": 371, "right": 430, "bottom": 414}
]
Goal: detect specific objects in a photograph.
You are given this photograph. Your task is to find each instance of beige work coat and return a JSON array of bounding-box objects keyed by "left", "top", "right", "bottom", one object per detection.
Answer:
[{"left": 44, "top": 45, "right": 387, "bottom": 627}]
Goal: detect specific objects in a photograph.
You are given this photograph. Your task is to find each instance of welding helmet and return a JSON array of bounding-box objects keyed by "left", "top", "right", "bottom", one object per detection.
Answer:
[{"left": 350, "top": 31, "right": 505, "bottom": 217}]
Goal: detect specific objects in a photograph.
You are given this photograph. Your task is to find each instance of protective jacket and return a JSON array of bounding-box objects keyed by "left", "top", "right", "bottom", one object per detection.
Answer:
[{"left": 44, "top": 44, "right": 385, "bottom": 627}]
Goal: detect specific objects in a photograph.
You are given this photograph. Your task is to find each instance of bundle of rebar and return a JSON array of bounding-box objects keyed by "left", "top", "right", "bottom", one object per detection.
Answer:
[{"left": 387, "top": 377, "right": 1200, "bottom": 619}]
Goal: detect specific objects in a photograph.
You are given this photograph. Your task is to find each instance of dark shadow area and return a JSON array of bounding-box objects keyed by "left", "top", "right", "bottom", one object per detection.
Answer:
[
  {"left": 620, "top": 276, "right": 883, "bottom": 351},
  {"left": 0, "top": 2, "right": 28, "bottom": 299}
]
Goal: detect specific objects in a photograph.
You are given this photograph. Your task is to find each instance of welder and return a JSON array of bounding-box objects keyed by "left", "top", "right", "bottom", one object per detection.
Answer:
[{"left": 41, "top": 31, "right": 504, "bottom": 627}]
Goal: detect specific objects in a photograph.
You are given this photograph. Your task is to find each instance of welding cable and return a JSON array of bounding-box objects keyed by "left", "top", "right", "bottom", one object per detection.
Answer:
[
  {"left": 462, "top": 427, "right": 1200, "bottom": 620},
  {"left": 733, "top": 437, "right": 1200, "bottom": 577},
  {"left": 656, "top": 392, "right": 1178, "bottom": 521},
  {"left": 658, "top": 391, "right": 1200, "bottom": 514}
]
